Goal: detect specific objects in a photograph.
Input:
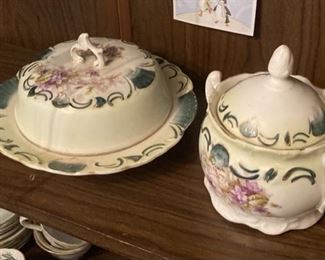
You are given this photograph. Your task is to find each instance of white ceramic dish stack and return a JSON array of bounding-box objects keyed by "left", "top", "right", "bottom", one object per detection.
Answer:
[
  {"left": 0, "top": 209, "right": 31, "bottom": 249},
  {"left": 20, "top": 217, "right": 91, "bottom": 260},
  {"left": 0, "top": 248, "right": 25, "bottom": 260}
]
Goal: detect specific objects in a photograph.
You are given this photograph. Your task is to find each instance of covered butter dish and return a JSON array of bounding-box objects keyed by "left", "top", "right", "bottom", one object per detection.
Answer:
[
  {"left": 0, "top": 33, "right": 197, "bottom": 175},
  {"left": 199, "top": 45, "right": 325, "bottom": 234}
]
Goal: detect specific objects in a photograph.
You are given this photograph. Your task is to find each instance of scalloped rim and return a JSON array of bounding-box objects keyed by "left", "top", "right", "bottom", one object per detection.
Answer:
[{"left": 0, "top": 58, "right": 197, "bottom": 176}]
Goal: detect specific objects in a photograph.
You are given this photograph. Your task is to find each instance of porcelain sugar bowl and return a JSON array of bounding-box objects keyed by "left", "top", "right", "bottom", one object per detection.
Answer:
[{"left": 199, "top": 45, "right": 325, "bottom": 235}]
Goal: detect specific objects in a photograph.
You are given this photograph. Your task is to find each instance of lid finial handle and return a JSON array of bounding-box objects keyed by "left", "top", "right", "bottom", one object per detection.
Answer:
[
  {"left": 70, "top": 33, "right": 105, "bottom": 68},
  {"left": 268, "top": 45, "right": 294, "bottom": 79}
]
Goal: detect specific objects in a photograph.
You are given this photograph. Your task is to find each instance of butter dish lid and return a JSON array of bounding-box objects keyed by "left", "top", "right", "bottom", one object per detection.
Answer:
[
  {"left": 216, "top": 45, "right": 325, "bottom": 149},
  {"left": 17, "top": 33, "right": 158, "bottom": 109}
]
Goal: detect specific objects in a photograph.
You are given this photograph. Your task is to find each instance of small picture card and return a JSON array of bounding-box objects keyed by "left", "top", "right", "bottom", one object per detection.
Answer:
[{"left": 173, "top": 0, "right": 257, "bottom": 36}]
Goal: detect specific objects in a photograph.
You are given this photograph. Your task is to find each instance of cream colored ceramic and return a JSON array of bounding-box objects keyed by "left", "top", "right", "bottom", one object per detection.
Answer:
[
  {"left": 20, "top": 217, "right": 88, "bottom": 250},
  {"left": 199, "top": 45, "right": 325, "bottom": 235},
  {"left": 33, "top": 231, "right": 91, "bottom": 260},
  {"left": 0, "top": 249, "right": 25, "bottom": 260},
  {"left": 15, "top": 33, "right": 173, "bottom": 155},
  {"left": 0, "top": 209, "right": 17, "bottom": 227},
  {"left": 0, "top": 210, "right": 31, "bottom": 249},
  {"left": 0, "top": 51, "right": 197, "bottom": 175}
]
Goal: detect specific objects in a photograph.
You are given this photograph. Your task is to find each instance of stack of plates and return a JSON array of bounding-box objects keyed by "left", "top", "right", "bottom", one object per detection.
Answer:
[
  {"left": 0, "top": 209, "right": 31, "bottom": 249},
  {"left": 33, "top": 229, "right": 91, "bottom": 260}
]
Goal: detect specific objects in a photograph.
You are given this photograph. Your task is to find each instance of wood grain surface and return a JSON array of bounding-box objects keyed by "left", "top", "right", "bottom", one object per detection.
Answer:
[
  {"left": 117, "top": 0, "right": 132, "bottom": 41},
  {"left": 130, "top": 0, "right": 325, "bottom": 88},
  {"left": 1, "top": 44, "right": 325, "bottom": 259},
  {"left": 0, "top": 0, "right": 122, "bottom": 50}
]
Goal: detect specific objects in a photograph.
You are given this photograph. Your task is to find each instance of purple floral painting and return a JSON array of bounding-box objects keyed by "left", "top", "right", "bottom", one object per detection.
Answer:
[
  {"left": 21, "top": 41, "right": 156, "bottom": 109},
  {"left": 201, "top": 153, "right": 280, "bottom": 216}
]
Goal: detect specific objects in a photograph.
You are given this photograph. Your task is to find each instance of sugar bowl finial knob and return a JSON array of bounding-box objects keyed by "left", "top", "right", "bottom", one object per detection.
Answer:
[{"left": 268, "top": 45, "right": 294, "bottom": 79}]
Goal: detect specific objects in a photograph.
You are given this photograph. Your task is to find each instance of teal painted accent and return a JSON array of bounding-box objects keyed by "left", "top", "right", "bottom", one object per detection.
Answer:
[
  {"left": 107, "top": 92, "right": 124, "bottom": 106},
  {"left": 95, "top": 158, "right": 123, "bottom": 169},
  {"left": 239, "top": 121, "right": 258, "bottom": 138},
  {"left": 229, "top": 166, "right": 259, "bottom": 180},
  {"left": 172, "top": 92, "right": 197, "bottom": 129},
  {"left": 48, "top": 160, "right": 86, "bottom": 173},
  {"left": 201, "top": 127, "right": 212, "bottom": 152},
  {"left": 142, "top": 143, "right": 165, "bottom": 156},
  {"left": 52, "top": 94, "right": 70, "bottom": 108},
  {"left": 3, "top": 144, "right": 19, "bottom": 151},
  {"left": 38, "top": 48, "right": 53, "bottom": 60},
  {"left": 124, "top": 155, "right": 143, "bottom": 162},
  {"left": 310, "top": 109, "right": 325, "bottom": 136},
  {"left": 284, "top": 132, "right": 291, "bottom": 145},
  {"left": 282, "top": 167, "right": 316, "bottom": 185},
  {"left": 95, "top": 97, "right": 107, "bottom": 107},
  {"left": 210, "top": 144, "right": 229, "bottom": 168},
  {"left": 0, "top": 78, "right": 18, "bottom": 109},
  {"left": 264, "top": 168, "right": 278, "bottom": 183},
  {"left": 129, "top": 68, "right": 155, "bottom": 89},
  {"left": 238, "top": 163, "right": 259, "bottom": 173},
  {"left": 222, "top": 112, "right": 238, "bottom": 128},
  {"left": 28, "top": 86, "right": 37, "bottom": 97}
]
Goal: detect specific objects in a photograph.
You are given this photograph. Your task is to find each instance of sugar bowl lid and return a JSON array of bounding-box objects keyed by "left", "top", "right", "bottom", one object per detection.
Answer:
[{"left": 216, "top": 45, "right": 325, "bottom": 149}]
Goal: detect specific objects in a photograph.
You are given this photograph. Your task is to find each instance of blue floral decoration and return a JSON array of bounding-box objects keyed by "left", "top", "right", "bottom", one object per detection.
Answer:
[{"left": 128, "top": 68, "right": 155, "bottom": 89}]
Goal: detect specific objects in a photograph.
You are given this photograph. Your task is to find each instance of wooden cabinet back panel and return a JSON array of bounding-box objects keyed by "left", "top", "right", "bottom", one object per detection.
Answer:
[
  {"left": 0, "top": 0, "right": 121, "bottom": 50},
  {"left": 130, "top": 0, "right": 325, "bottom": 87}
]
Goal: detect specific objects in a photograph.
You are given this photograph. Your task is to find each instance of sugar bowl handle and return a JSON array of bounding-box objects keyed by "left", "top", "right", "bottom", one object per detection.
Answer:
[
  {"left": 205, "top": 71, "right": 222, "bottom": 103},
  {"left": 70, "top": 33, "right": 105, "bottom": 68}
]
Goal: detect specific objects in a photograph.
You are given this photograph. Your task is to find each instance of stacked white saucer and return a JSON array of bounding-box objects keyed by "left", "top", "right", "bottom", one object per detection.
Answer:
[
  {"left": 0, "top": 209, "right": 31, "bottom": 249},
  {"left": 20, "top": 217, "right": 91, "bottom": 260},
  {"left": 0, "top": 248, "right": 25, "bottom": 260}
]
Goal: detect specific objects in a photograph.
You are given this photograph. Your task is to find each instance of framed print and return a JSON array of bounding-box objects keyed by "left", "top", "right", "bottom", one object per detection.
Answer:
[{"left": 173, "top": 0, "right": 257, "bottom": 36}]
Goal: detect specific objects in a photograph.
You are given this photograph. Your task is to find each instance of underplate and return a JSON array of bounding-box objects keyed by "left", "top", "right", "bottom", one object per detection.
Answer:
[{"left": 0, "top": 57, "right": 197, "bottom": 176}]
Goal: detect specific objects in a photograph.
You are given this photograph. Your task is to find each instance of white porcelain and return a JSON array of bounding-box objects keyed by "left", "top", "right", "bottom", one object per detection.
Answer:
[
  {"left": 0, "top": 215, "right": 20, "bottom": 235},
  {"left": 0, "top": 226, "right": 31, "bottom": 249},
  {"left": 0, "top": 209, "right": 31, "bottom": 249},
  {"left": 20, "top": 217, "right": 88, "bottom": 250},
  {"left": 14, "top": 33, "right": 176, "bottom": 155},
  {"left": 0, "top": 229, "right": 31, "bottom": 249},
  {"left": 5, "top": 231, "right": 31, "bottom": 250},
  {"left": 0, "top": 55, "right": 197, "bottom": 175},
  {"left": 43, "top": 226, "right": 88, "bottom": 250},
  {"left": 0, "top": 224, "right": 21, "bottom": 241},
  {"left": 33, "top": 231, "right": 91, "bottom": 260},
  {"left": 0, "top": 209, "right": 16, "bottom": 227},
  {"left": 0, "top": 249, "right": 25, "bottom": 260},
  {"left": 199, "top": 45, "right": 325, "bottom": 235},
  {"left": 0, "top": 219, "right": 20, "bottom": 236},
  {"left": 20, "top": 216, "right": 91, "bottom": 259}
]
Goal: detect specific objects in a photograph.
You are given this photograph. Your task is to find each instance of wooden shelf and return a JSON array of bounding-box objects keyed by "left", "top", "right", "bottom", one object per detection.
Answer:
[
  {"left": 1, "top": 43, "right": 325, "bottom": 259},
  {"left": 21, "top": 240, "right": 122, "bottom": 260}
]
